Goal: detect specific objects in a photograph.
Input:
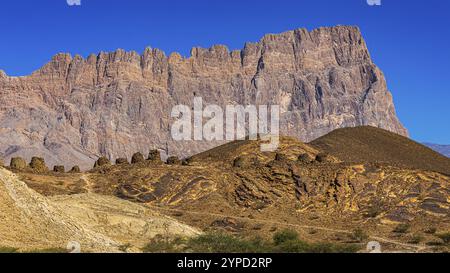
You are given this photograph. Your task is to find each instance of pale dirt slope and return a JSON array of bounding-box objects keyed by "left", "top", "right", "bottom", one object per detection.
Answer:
[{"left": 0, "top": 168, "right": 199, "bottom": 252}]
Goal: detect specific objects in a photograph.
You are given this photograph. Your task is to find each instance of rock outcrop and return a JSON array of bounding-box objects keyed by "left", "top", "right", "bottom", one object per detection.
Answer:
[{"left": 0, "top": 26, "right": 407, "bottom": 170}]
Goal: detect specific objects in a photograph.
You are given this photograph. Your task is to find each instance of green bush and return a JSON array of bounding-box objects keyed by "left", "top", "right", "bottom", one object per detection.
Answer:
[
  {"left": 186, "top": 232, "right": 270, "bottom": 253},
  {"left": 273, "top": 229, "right": 299, "bottom": 245},
  {"left": 142, "top": 235, "right": 187, "bottom": 253},
  {"left": 142, "top": 230, "right": 361, "bottom": 254}
]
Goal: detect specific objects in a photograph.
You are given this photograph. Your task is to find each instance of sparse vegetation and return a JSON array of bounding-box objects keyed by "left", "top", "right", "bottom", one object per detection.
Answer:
[
  {"left": 393, "top": 223, "right": 411, "bottom": 234},
  {"left": 364, "top": 201, "right": 384, "bottom": 218},
  {"left": 436, "top": 232, "right": 450, "bottom": 244},
  {"left": 142, "top": 230, "right": 360, "bottom": 253},
  {"left": 408, "top": 234, "right": 424, "bottom": 244},
  {"left": 350, "top": 228, "right": 369, "bottom": 243}
]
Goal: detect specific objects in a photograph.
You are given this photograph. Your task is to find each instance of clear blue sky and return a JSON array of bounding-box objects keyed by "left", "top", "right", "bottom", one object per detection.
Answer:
[{"left": 0, "top": 0, "right": 449, "bottom": 143}]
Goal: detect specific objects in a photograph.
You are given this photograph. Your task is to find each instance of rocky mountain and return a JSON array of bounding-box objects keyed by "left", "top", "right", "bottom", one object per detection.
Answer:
[
  {"left": 0, "top": 26, "right": 407, "bottom": 170},
  {"left": 424, "top": 143, "right": 450, "bottom": 158}
]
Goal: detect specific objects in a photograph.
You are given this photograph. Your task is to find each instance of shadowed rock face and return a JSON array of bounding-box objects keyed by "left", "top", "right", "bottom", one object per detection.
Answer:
[{"left": 0, "top": 26, "right": 407, "bottom": 170}]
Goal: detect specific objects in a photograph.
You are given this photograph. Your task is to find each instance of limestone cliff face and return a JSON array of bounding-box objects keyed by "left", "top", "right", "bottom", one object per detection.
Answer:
[{"left": 0, "top": 26, "right": 407, "bottom": 170}]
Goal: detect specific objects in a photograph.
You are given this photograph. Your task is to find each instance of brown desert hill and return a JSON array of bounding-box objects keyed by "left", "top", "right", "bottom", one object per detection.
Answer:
[
  {"left": 310, "top": 126, "right": 450, "bottom": 175},
  {"left": 15, "top": 136, "right": 450, "bottom": 252},
  {"left": 189, "top": 136, "right": 326, "bottom": 166}
]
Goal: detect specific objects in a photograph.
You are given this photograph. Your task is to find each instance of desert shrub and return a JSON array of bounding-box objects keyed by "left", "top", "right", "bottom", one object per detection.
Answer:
[
  {"left": 186, "top": 232, "right": 269, "bottom": 253},
  {"left": 272, "top": 229, "right": 358, "bottom": 253},
  {"left": 142, "top": 235, "right": 186, "bottom": 253},
  {"left": 142, "top": 231, "right": 360, "bottom": 254},
  {"left": 94, "top": 157, "right": 111, "bottom": 168},
  {"left": 53, "top": 165, "right": 65, "bottom": 173},
  {"left": 364, "top": 201, "right": 384, "bottom": 218},
  {"left": 350, "top": 228, "right": 369, "bottom": 243},
  {"left": 10, "top": 157, "right": 27, "bottom": 170},
  {"left": 408, "top": 234, "right": 424, "bottom": 244},
  {"left": 131, "top": 152, "right": 145, "bottom": 164},
  {"left": 307, "top": 243, "right": 360, "bottom": 253},
  {"left": 436, "top": 233, "right": 450, "bottom": 244},
  {"left": 393, "top": 223, "right": 411, "bottom": 234},
  {"left": 273, "top": 229, "right": 299, "bottom": 245}
]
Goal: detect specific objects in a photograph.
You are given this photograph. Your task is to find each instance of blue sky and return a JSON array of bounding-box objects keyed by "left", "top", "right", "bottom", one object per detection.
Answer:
[{"left": 0, "top": 0, "right": 449, "bottom": 143}]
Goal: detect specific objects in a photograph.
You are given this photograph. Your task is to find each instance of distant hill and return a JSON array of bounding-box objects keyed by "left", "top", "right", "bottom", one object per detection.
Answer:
[
  {"left": 310, "top": 126, "right": 450, "bottom": 175},
  {"left": 424, "top": 143, "right": 450, "bottom": 158}
]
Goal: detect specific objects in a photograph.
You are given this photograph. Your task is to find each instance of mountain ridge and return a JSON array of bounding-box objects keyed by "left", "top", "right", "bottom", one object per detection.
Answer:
[
  {"left": 424, "top": 143, "right": 450, "bottom": 158},
  {"left": 0, "top": 25, "right": 407, "bottom": 170}
]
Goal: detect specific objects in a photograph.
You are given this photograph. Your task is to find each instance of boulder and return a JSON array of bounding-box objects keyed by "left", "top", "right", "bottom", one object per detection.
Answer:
[
  {"left": 147, "top": 149, "right": 161, "bottom": 162},
  {"left": 298, "top": 153, "right": 315, "bottom": 164},
  {"left": 94, "top": 157, "right": 111, "bottom": 168},
  {"left": 315, "top": 153, "right": 333, "bottom": 163},
  {"left": 131, "top": 152, "right": 145, "bottom": 164},
  {"left": 69, "top": 165, "right": 81, "bottom": 173},
  {"left": 275, "top": 153, "right": 288, "bottom": 161},
  {"left": 115, "top": 158, "right": 129, "bottom": 165},
  {"left": 166, "top": 156, "right": 181, "bottom": 165},
  {"left": 10, "top": 157, "right": 27, "bottom": 171},
  {"left": 29, "top": 157, "right": 49, "bottom": 173},
  {"left": 53, "top": 165, "right": 65, "bottom": 173},
  {"left": 233, "top": 156, "right": 258, "bottom": 168}
]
